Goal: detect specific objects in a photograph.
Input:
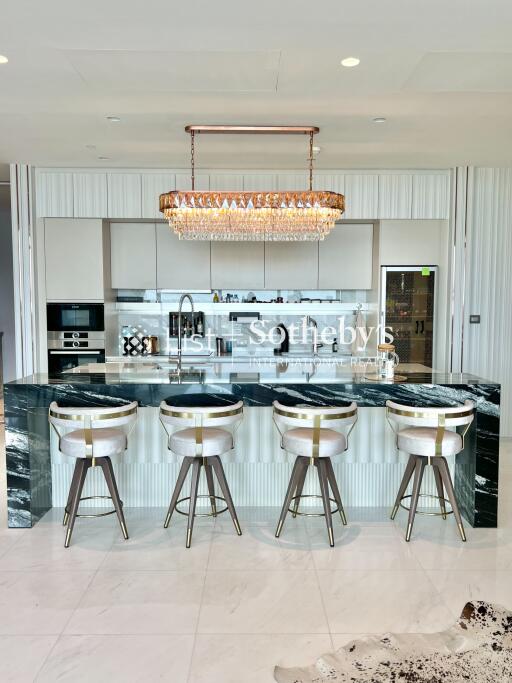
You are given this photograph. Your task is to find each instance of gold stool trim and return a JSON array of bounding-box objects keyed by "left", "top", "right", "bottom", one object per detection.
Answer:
[
  {"left": 288, "top": 493, "right": 339, "bottom": 517},
  {"left": 64, "top": 495, "right": 123, "bottom": 519},
  {"left": 399, "top": 493, "right": 453, "bottom": 517},
  {"left": 175, "top": 494, "right": 228, "bottom": 518}
]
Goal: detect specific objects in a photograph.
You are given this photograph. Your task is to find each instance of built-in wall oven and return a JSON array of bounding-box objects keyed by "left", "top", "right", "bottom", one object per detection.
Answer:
[{"left": 47, "top": 303, "right": 105, "bottom": 376}]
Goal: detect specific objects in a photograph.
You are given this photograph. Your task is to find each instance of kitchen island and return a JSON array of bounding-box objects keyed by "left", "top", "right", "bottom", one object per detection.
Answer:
[{"left": 3, "top": 359, "right": 500, "bottom": 529}]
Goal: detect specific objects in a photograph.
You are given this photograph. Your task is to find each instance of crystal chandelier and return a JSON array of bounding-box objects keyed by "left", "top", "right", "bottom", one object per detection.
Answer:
[{"left": 160, "top": 125, "right": 345, "bottom": 241}]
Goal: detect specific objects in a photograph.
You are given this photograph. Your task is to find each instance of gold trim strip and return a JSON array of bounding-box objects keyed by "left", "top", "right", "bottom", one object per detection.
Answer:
[
  {"left": 435, "top": 414, "right": 446, "bottom": 456},
  {"left": 387, "top": 406, "right": 473, "bottom": 420},
  {"left": 160, "top": 406, "right": 243, "bottom": 419},
  {"left": 49, "top": 406, "right": 137, "bottom": 422},
  {"left": 274, "top": 407, "right": 357, "bottom": 421}
]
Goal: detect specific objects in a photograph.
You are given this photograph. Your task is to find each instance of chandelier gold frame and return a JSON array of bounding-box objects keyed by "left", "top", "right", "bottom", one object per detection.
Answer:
[{"left": 159, "top": 125, "right": 345, "bottom": 241}]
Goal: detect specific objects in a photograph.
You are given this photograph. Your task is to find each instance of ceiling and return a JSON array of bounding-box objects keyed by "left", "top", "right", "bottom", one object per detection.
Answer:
[{"left": 2, "top": 0, "right": 512, "bottom": 171}]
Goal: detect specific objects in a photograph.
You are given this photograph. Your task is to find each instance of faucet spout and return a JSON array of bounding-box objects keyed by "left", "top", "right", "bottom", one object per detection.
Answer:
[
  {"left": 306, "top": 315, "right": 323, "bottom": 356},
  {"left": 177, "top": 293, "right": 195, "bottom": 358}
]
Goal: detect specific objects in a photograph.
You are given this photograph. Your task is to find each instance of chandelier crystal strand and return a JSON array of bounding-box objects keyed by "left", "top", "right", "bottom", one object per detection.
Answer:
[{"left": 160, "top": 125, "right": 345, "bottom": 241}]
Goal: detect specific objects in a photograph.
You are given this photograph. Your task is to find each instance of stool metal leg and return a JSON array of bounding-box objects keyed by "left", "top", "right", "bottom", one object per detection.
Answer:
[
  {"left": 391, "top": 454, "right": 417, "bottom": 521},
  {"left": 325, "top": 458, "right": 347, "bottom": 526},
  {"left": 64, "top": 459, "right": 89, "bottom": 548},
  {"left": 317, "top": 459, "right": 335, "bottom": 547},
  {"left": 100, "top": 457, "right": 129, "bottom": 540},
  {"left": 211, "top": 456, "right": 242, "bottom": 537},
  {"left": 275, "top": 456, "right": 304, "bottom": 538},
  {"left": 186, "top": 459, "right": 201, "bottom": 548},
  {"left": 405, "top": 456, "right": 426, "bottom": 542},
  {"left": 436, "top": 457, "right": 466, "bottom": 541},
  {"left": 432, "top": 463, "right": 447, "bottom": 520},
  {"left": 292, "top": 459, "right": 309, "bottom": 518},
  {"left": 63, "top": 460, "right": 82, "bottom": 526},
  {"left": 164, "top": 456, "right": 193, "bottom": 529},
  {"left": 204, "top": 463, "right": 217, "bottom": 517}
]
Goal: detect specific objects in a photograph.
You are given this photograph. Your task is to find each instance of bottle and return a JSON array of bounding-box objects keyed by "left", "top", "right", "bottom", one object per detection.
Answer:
[
  {"left": 196, "top": 317, "right": 204, "bottom": 335},
  {"left": 213, "top": 291, "right": 219, "bottom": 303},
  {"left": 332, "top": 337, "right": 338, "bottom": 353}
]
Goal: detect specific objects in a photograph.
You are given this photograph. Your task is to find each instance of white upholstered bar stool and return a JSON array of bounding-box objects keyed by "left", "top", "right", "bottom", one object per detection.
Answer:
[
  {"left": 160, "top": 397, "right": 244, "bottom": 548},
  {"left": 273, "top": 400, "right": 358, "bottom": 547},
  {"left": 49, "top": 401, "right": 138, "bottom": 547},
  {"left": 386, "top": 399, "right": 475, "bottom": 542}
]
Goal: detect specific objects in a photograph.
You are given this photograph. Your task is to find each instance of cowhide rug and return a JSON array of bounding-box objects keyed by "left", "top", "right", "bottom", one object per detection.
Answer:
[{"left": 274, "top": 602, "right": 512, "bottom": 682}]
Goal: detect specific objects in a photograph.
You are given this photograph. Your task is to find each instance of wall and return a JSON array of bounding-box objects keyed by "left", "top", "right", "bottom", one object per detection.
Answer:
[
  {"left": 0, "top": 186, "right": 16, "bottom": 383},
  {"left": 462, "top": 168, "right": 512, "bottom": 435},
  {"left": 379, "top": 219, "right": 451, "bottom": 371}
]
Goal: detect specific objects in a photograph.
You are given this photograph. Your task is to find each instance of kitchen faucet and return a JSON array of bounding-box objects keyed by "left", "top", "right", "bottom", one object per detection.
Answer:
[
  {"left": 306, "top": 315, "right": 323, "bottom": 356},
  {"left": 177, "top": 293, "right": 194, "bottom": 358}
]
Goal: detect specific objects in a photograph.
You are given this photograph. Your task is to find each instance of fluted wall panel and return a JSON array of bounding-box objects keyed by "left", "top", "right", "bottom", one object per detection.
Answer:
[
  {"left": 51, "top": 407, "right": 449, "bottom": 509},
  {"left": 464, "top": 168, "right": 512, "bottom": 435}
]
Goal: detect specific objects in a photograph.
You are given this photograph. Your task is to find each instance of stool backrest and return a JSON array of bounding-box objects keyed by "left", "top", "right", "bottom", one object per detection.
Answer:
[
  {"left": 273, "top": 400, "right": 358, "bottom": 445},
  {"left": 159, "top": 400, "right": 244, "bottom": 431},
  {"left": 49, "top": 401, "right": 138, "bottom": 434},
  {"left": 386, "top": 400, "right": 474, "bottom": 429}
]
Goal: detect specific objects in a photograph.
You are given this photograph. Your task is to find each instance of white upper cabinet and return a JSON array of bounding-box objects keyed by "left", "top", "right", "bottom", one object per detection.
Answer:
[
  {"left": 110, "top": 223, "right": 157, "bottom": 290},
  {"left": 141, "top": 173, "right": 175, "bottom": 219},
  {"left": 265, "top": 242, "right": 318, "bottom": 289},
  {"left": 73, "top": 172, "right": 107, "bottom": 217},
  {"left": 36, "top": 172, "right": 73, "bottom": 218},
  {"left": 243, "top": 174, "right": 278, "bottom": 191},
  {"left": 412, "top": 174, "right": 450, "bottom": 219},
  {"left": 277, "top": 173, "right": 309, "bottom": 191},
  {"left": 378, "top": 174, "right": 412, "bottom": 219},
  {"left": 209, "top": 174, "right": 244, "bottom": 191},
  {"left": 211, "top": 242, "right": 265, "bottom": 289},
  {"left": 156, "top": 224, "right": 211, "bottom": 290},
  {"left": 313, "top": 174, "right": 344, "bottom": 194},
  {"left": 319, "top": 223, "right": 373, "bottom": 289},
  {"left": 107, "top": 173, "right": 142, "bottom": 218},
  {"left": 44, "top": 218, "right": 105, "bottom": 301},
  {"left": 343, "top": 175, "right": 379, "bottom": 219},
  {"left": 174, "top": 173, "right": 210, "bottom": 191}
]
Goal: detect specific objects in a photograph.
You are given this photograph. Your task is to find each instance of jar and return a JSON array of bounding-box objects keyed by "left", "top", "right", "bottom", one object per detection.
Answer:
[{"left": 377, "top": 343, "right": 399, "bottom": 379}]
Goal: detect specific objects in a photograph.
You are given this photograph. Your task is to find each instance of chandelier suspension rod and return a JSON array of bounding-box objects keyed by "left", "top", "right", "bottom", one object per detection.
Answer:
[
  {"left": 309, "top": 131, "right": 314, "bottom": 191},
  {"left": 190, "top": 130, "right": 195, "bottom": 191}
]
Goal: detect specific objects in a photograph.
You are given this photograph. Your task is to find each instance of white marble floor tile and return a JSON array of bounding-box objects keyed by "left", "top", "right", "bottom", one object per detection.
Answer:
[
  {"left": 317, "top": 569, "right": 453, "bottom": 634},
  {"left": 100, "top": 518, "right": 212, "bottom": 572},
  {"left": 189, "top": 634, "right": 333, "bottom": 683},
  {"left": 214, "top": 506, "right": 287, "bottom": 529},
  {"left": 198, "top": 570, "right": 329, "bottom": 634},
  {"left": 0, "top": 528, "right": 24, "bottom": 560},
  {"left": 36, "top": 634, "right": 194, "bottom": 683},
  {"left": 309, "top": 525, "right": 422, "bottom": 571},
  {"left": 425, "top": 569, "right": 512, "bottom": 618},
  {"left": 0, "top": 635, "right": 58, "bottom": 682},
  {"left": 208, "top": 525, "right": 313, "bottom": 571},
  {"left": 65, "top": 570, "right": 205, "bottom": 635},
  {"left": 0, "top": 571, "right": 93, "bottom": 635}
]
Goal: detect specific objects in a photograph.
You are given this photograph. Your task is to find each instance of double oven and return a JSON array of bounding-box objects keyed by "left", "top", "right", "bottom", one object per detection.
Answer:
[{"left": 47, "top": 303, "right": 105, "bottom": 376}]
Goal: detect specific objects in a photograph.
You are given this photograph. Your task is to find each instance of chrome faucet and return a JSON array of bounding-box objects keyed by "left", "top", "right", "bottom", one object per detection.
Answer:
[
  {"left": 306, "top": 315, "right": 323, "bottom": 356},
  {"left": 177, "top": 293, "right": 194, "bottom": 358}
]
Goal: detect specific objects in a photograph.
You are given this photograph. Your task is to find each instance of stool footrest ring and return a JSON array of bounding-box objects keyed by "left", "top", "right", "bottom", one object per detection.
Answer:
[
  {"left": 175, "top": 495, "right": 228, "bottom": 518},
  {"left": 64, "top": 495, "right": 122, "bottom": 519},
  {"left": 288, "top": 494, "right": 339, "bottom": 517},
  {"left": 399, "top": 493, "right": 453, "bottom": 516}
]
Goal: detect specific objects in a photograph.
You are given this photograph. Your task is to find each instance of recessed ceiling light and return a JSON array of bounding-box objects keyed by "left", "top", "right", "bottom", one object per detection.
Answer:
[
  {"left": 98, "top": 156, "right": 110, "bottom": 161},
  {"left": 0, "top": 55, "right": 8, "bottom": 64},
  {"left": 373, "top": 117, "right": 387, "bottom": 124},
  {"left": 106, "top": 116, "right": 121, "bottom": 123},
  {"left": 340, "top": 57, "right": 360, "bottom": 68}
]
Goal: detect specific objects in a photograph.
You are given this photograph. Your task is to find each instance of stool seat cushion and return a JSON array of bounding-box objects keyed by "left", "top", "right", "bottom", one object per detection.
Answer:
[
  {"left": 59, "top": 428, "right": 127, "bottom": 459},
  {"left": 282, "top": 427, "right": 347, "bottom": 458},
  {"left": 170, "top": 427, "right": 233, "bottom": 457},
  {"left": 397, "top": 427, "right": 463, "bottom": 457}
]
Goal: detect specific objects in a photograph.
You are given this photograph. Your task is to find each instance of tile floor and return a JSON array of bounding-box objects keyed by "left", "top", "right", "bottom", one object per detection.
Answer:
[{"left": 0, "top": 432, "right": 511, "bottom": 681}]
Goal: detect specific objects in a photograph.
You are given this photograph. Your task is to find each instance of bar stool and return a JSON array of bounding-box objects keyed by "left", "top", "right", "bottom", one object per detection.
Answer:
[
  {"left": 386, "top": 399, "right": 475, "bottom": 542},
  {"left": 273, "top": 400, "right": 358, "bottom": 547},
  {"left": 160, "top": 395, "right": 244, "bottom": 548},
  {"left": 49, "top": 401, "right": 138, "bottom": 547}
]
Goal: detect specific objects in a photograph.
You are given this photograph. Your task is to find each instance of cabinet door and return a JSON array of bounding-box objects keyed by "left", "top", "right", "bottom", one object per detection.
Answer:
[
  {"left": 36, "top": 172, "right": 73, "bottom": 217},
  {"left": 211, "top": 242, "right": 265, "bottom": 289},
  {"left": 156, "top": 224, "right": 211, "bottom": 290},
  {"left": 73, "top": 173, "right": 107, "bottom": 217},
  {"left": 265, "top": 242, "right": 318, "bottom": 289},
  {"left": 107, "top": 173, "right": 142, "bottom": 218},
  {"left": 111, "top": 223, "right": 157, "bottom": 289},
  {"left": 319, "top": 223, "right": 373, "bottom": 289},
  {"left": 45, "top": 219, "right": 104, "bottom": 301}
]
